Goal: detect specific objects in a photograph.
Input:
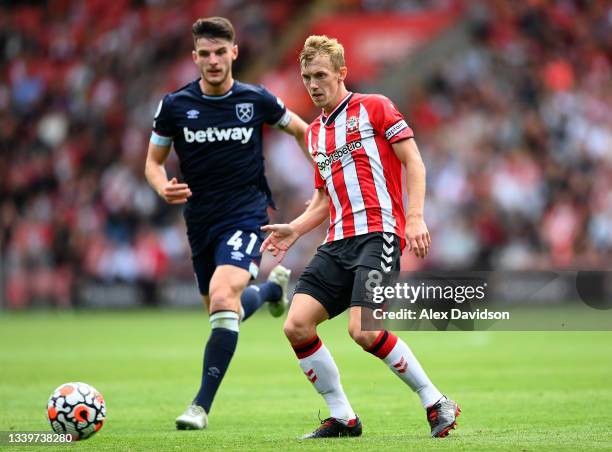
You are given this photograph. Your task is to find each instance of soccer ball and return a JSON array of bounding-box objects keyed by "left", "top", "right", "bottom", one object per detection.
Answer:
[{"left": 47, "top": 382, "right": 106, "bottom": 440}]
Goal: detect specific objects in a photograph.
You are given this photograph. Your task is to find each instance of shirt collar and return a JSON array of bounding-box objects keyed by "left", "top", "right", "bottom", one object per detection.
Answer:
[
  {"left": 322, "top": 92, "right": 353, "bottom": 126},
  {"left": 198, "top": 79, "right": 235, "bottom": 100}
]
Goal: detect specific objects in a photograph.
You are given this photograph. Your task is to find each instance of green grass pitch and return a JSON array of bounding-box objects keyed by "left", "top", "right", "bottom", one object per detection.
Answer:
[{"left": 1, "top": 310, "right": 611, "bottom": 451}]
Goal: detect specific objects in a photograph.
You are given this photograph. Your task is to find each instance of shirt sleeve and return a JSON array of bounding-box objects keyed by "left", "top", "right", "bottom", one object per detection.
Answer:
[
  {"left": 259, "top": 85, "right": 292, "bottom": 128},
  {"left": 150, "top": 95, "right": 175, "bottom": 146},
  {"left": 367, "top": 95, "right": 414, "bottom": 144}
]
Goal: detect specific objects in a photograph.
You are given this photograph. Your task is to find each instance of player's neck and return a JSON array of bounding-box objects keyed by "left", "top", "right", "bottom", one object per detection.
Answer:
[
  {"left": 323, "top": 86, "right": 350, "bottom": 116},
  {"left": 199, "top": 76, "right": 234, "bottom": 97}
]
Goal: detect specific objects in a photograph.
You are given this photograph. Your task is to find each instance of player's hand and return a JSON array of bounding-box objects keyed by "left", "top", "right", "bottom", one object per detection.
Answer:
[
  {"left": 405, "top": 215, "right": 431, "bottom": 259},
  {"left": 260, "top": 224, "right": 299, "bottom": 262},
  {"left": 160, "top": 177, "right": 192, "bottom": 204}
]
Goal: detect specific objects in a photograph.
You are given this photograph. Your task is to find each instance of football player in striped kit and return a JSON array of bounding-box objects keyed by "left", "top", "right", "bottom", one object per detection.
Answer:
[{"left": 261, "top": 35, "right": 460, "bottom": 439}]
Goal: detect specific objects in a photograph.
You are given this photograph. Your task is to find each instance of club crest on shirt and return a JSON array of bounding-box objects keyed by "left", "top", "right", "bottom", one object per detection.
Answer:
[
  {"left": 235, "top": 103, "right": 254, "bottom": 123},
  {"left": 346, "top": 115, "right": 359, "bottom": 134}
]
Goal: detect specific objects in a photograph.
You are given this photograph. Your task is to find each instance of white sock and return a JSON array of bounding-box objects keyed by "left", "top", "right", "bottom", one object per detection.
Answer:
[
  {"left": 293, "top": 336, "right": 356, "bottom": 424},
  {"left": 368, "top": 331, "right": 443, "bottom": 407}
]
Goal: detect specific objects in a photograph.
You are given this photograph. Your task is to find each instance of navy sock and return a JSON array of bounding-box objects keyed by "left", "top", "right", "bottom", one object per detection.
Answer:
[
  {"left": 240, "top": 286, "right": 265, "bottom": 321},
  {"left": 194, "top": 327, "right": 238, "bottom": 413},
  {"left": 257, "top": 281, "right": 282, "bottom": 303},
  {"left": 240, "top": 282, "right": 282, "bottom": 321}
]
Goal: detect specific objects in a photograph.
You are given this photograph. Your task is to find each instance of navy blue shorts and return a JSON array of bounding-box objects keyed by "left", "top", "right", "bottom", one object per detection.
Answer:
[{"left": 191, "top": 226, "right": 264, "bottom": 295}]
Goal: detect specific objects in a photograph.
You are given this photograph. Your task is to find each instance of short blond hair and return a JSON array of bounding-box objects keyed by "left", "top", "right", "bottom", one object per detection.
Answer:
[{"left": 299, "top": 35, "right": 345, "bottom": 72}]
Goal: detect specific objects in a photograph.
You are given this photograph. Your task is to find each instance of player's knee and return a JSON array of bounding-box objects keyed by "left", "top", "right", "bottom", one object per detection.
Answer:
[
  {"left": 209, "top": 285, "right": 240, "bottom": 311},
  {"left": 348, "top": 324, "right": 379, "bottom": 349},
  {"left": 283, "top": 317, "right": 315, "bottom": 345}
]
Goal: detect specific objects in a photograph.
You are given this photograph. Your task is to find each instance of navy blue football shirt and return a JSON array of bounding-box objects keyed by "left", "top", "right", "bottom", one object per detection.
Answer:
[{"left": 151, "top": 79, "right": 290, "bottom": 228}]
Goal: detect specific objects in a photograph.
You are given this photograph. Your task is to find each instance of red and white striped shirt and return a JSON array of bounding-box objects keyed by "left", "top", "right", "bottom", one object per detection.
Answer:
[{"left": 306, "top": 92, "right": 414, "bottom": 249}]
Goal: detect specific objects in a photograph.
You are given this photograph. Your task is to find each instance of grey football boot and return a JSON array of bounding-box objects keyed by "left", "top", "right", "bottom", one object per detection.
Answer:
[
  {"left": 267, "top": 265, "right": 291, "bottom": 317},
  {"left": 426, "top": 396, "right": 460, "bottom": 438}
]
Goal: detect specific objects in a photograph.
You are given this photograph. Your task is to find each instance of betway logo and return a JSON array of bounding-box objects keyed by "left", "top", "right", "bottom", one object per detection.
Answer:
[{"left": 183, "top": 127, "right": 253, "bottom": 144}]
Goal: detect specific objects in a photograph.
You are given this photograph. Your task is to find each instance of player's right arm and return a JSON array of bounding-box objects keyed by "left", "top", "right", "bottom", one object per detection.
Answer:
[
  {"left": 289, "top": 188, "right": 329, "bottom": 236},
  {"left": 260, "top": 188, "right": 328, "bottom": 262},
  {"left": 145, "top": 95, "right": 192, "bottom": 204},
  {"left": 144, "top": 142, "right": 192, "bottom": 204}
]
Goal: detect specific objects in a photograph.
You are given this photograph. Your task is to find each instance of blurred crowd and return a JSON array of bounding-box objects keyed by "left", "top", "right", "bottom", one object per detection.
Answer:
[
  {"left": 1, "top": 0, "right": 610, "bottom": 308},
  {"left": 406, "top": 0, "right": 611, "bottom": 270},
  {"left": 0, "top": 0, "right": 304, "bottom": 307}
]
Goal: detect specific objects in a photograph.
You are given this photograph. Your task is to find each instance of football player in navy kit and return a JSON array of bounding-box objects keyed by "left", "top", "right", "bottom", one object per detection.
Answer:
[{"left": 144, "top": 17, "right": 309, "bottom": 430}]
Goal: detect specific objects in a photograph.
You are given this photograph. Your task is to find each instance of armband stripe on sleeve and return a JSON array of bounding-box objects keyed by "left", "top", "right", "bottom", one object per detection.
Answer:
[
  {"left": 273, "top": 110, "right": 292, "bottom": 129},
  {"left": 385, "top": 120, "right": 408, "bottom": 140},
  {"left": 150, "top": 131, "right": 172, "bottom": 146}
]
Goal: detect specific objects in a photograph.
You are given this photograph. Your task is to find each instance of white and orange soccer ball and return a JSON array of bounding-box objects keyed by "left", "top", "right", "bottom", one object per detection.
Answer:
[{"left": 47, "top": 382, "right": 106, "bottom": 440}]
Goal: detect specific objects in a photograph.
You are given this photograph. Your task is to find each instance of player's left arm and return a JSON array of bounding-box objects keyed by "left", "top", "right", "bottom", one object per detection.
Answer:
[
  {"left": 278, "top": 112, "right": 313, "bottom": 166},
  {"left": 392, "top": 138, "right": 431, "bottom": 259},
  {"left": 259, "top": 86, "right": 312, "bottom": 165}
]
